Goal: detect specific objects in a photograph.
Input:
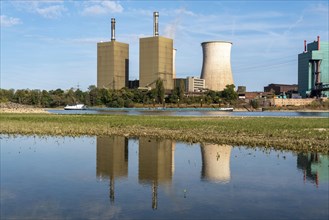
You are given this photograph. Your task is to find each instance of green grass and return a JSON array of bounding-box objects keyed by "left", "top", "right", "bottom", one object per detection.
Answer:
[{"left": 1, "top": 113, "right": 328, "bottom": 153}]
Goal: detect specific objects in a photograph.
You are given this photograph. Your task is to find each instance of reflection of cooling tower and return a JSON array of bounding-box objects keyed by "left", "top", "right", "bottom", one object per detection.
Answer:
[
  {"left": 201, "top": 144, "right": 231, "bottom": 183},
  {"left": 200, "top": 41, "right": 234, "bottom": 91}
]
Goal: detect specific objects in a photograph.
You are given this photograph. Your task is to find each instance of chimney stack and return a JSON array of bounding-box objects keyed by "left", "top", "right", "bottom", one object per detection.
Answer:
[
  {"left": 317, "top": 36, "right": 320, "bottom": 50},
  {"left": 304, "top": 40, "right": 307, "bottom": 52},
  {"left": 111, "top": 18, "right": 116, "bottom": 41},
  {"left": 153, "top": 12, "right": 159, "bottom": 36}
]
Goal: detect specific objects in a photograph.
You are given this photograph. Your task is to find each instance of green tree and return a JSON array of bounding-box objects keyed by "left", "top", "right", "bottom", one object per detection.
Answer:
[
  {"left": 221, "top": 84, "right": 238, "bottom": 104},
  {"left": 155, "top": 78, "right": 165, "bottom": 104}
]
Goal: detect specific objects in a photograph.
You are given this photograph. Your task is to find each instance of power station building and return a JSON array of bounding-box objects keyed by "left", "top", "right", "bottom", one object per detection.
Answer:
[
  {"left": 200, "top": 41, "right": 234, "bottom": 91},
  {"left": 139, "top": 12, "right": 174, "bottom": 91},
  {"left": 97, "top": 18, "right": 129, "bottom": 90},
  {"left": 298, "top": 36, "right": 329, "bottom": 97}
]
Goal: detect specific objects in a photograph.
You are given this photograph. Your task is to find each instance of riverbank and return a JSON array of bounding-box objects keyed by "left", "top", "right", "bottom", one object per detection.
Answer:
[
  {"left": 1, "top": 113, "right": 328, "bottom": 153},
  {"left": 0, "top": 102, "right": 48, "bottom": 114}
]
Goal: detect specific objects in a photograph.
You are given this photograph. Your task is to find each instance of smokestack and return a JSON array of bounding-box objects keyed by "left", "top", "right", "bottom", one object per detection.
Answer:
[
  {"left": 153, "top": 12, "right": 159, "bottom": 36},
  {"left": 304, "top": 40, "right": 307, "bottom": 53},
  {"left": 317, "top": 36, "right": 320, "bottom": 50},
  {"left": 111, "top": 18, "right": 116, "bottom": 41}
]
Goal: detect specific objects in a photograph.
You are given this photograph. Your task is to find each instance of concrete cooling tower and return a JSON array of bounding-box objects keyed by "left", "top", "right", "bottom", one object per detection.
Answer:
[{"left": 200, "top": 41, "right": 234, "bottom": 91}]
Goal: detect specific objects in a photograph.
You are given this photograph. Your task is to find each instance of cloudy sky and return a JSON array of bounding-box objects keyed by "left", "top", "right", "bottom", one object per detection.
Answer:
[{"left": 1, "top": 0, "right": 328, "bottom": 91}]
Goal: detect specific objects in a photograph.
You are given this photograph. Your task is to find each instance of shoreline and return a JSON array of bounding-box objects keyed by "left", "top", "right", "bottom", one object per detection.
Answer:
[{"left": 1, "top": 113, "right": 328, "bottom": 154}]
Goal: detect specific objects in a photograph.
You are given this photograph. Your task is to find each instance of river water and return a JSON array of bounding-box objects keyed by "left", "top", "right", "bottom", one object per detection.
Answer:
[
  {"left": 48, "top": 108, "right": 329, "bottom": 117},
  {"left": 1, "top": 135, "right": 328, "bottom": 219}
]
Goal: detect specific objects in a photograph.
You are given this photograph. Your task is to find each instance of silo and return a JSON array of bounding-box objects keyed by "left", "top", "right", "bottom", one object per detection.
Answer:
[
  {"left": 173, "top": 49, "right": 177, "bottom": 79},
  {"left": 200, "top": 41, "right": 234, "bottom": 91}
]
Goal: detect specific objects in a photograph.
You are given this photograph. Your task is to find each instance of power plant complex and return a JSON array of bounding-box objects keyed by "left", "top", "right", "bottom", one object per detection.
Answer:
[
  {"left": 97, "top": 12, "right": 234, "bottom": 93},
  {"left": 97, "top": 12, "right": 329, "bottom": 99}
]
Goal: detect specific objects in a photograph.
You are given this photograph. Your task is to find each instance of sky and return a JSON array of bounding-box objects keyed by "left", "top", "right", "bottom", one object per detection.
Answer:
[{"left": 1, "top": 0, "right": 328, "bottom": 91}]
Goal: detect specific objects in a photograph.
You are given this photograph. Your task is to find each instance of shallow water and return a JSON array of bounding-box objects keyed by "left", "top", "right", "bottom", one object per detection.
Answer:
[
  {"left": 1, "top": 135, "right": 328, "bottom": 219},
  {"left": 48, "top": 108, "right": 329, "bottom": 118}
]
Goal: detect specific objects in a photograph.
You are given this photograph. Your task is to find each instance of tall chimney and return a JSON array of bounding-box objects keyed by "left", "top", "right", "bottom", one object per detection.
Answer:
[
  {"left": 317, "top": 36, "right": 320, "bottom": 50},
  {"left": 304, "top": 40, "right": 307, "bottom": 52},
  {"left": 111, "top": 18, "right": 116, "bottom": 41},
  {"left": 153, "top": 12, "right": 159, "bottom": 36}
]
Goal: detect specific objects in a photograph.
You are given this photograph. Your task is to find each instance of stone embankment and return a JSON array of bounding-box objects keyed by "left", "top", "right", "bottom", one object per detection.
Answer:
[{"left": 0, "top": 102, "right": 49, "bottom": 114}]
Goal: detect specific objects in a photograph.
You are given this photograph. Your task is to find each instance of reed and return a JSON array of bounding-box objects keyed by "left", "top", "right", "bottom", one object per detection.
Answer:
[{"left": 1, "top": 113, "right": 328, "bottom": 153}]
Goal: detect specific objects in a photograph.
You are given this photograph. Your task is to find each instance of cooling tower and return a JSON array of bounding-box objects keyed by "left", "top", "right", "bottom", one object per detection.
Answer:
[{"left": 200, "top": 41, "right": 234, "bottom": 91}]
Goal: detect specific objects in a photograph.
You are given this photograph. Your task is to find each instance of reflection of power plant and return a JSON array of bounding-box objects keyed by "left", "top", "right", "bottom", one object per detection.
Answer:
[
  {"left": 96, "top": 136, "right": 128, "bottom": 203},
  {"left": 297, "top": 153, "right": 329, "bottom": 187},
  {"left": 201, "top": 144, "right": 232, "bottom": 183},
  {"left": 200, "top": 41, "right": 234, "bottom": 91},
  {"left": 138, "top": 138, "right": 175, "bottom": 209}
]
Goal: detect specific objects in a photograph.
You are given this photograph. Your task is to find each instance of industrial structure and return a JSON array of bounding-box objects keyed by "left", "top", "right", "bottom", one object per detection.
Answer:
[
  {"left": 200, "top": 41, "right": 234, "bottom": 91},
  {"left": 264, "top": 83, "right": 298, "bottom": 95},
  {"left": 139, "top": 12, "right": 174, "bottom": 91},
  {"left": 298, "top": 36, "right": 329, "bottom": 97},
  {"left": 186, "top": 77, "right": 205, "bottom": 92},
  {"left": 97, "top": 18, "right": 129, "bottom": 90}
]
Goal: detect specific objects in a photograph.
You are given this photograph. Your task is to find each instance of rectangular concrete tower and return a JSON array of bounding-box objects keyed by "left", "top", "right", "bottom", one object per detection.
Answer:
[
  {"left": 97, "top": 18, "right": 129, "bottom": 90},
  {"left": 139, "top": 36, "right": 173, "bottom": 90}
]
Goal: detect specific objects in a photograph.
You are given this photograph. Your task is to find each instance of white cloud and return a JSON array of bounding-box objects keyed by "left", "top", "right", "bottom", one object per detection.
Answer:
[
  {"left": 81, "top": 1, "right": 123, "bottom": 15},
  {"left": 0, "top": 15, "right": 21, "bottom": 27},
  {"left": 12, "top": 1, "right": 67, "bottom": 19}
]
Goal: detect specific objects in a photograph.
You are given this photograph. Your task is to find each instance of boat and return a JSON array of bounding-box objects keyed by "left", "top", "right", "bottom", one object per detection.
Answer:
[
  {"left": 64, "top": 104, "right": 86, "bottom": 110},
  {"left": 217, "top": 107, "right": 234, "bottom": 111}
]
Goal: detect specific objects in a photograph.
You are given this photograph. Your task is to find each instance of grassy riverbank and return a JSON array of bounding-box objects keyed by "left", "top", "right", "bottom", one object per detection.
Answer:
[{"left": 1, "top": 113, "right": 328, "bottom": 153}]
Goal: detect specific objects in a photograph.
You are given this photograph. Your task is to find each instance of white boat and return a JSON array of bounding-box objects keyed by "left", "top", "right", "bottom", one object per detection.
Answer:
[
  {"left": 64, "top": 104, "right": 86, "bottom": 110},
  {"left": 218, "top": 107, "right": 234, "bottom": 111}
]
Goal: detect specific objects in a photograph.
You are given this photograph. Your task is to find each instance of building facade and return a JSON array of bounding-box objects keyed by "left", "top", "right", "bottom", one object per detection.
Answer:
[
  {"left": 186, "top": 77, "right": 205, "bottom": 92},
  {"left": 139, "top": 36, "right": 174, "bottom": 91},
  {"left": 264, "top": 84, "right": 298, "bottom": 95},
  {"left": 97, "top": 41, "right": 129, "bottom": 89},
  {"left": 298, "top": 37, "right": 329, "bottom": 97}
]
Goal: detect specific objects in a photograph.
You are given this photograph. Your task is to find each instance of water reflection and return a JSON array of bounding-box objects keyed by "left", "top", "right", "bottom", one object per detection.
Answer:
[
  {"left": 201, "top": 144, "right": 232, "bottom": 183},
  {"left": 2, "top": 135, "right": 328, "bottom": 219},
  {"left": 297, "top": 153, "right": 329, "bottom": 187},
  {"left": 96, "top": 136, "right": 128, "bottom": 203},
  {"left": 138, "top": 138, "right": 175, "bottom": 210}
]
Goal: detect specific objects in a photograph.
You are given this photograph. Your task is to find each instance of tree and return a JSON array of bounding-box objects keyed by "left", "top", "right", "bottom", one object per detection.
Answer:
[
  {"left": 221, "top": 84, "right": 238, "bottom": 104},
  {"left": 155, "top": 78, "right": 165, "bottom": 104}
]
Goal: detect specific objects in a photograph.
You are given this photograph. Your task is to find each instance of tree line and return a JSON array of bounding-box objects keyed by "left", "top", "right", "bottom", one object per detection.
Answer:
[{"left": 0, "top": 81, "right": 238, "bottom": 108}]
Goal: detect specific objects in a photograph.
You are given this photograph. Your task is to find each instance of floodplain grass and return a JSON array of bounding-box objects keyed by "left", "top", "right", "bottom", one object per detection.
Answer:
[{"left": 1, "top": 113, "right": 328, "bottom": 153}]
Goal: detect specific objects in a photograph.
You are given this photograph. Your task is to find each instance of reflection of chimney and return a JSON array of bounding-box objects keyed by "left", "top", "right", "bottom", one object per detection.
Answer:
[
  {"left": 153, "top": 12, "right": 159, "bottom": 36},
  {"left": 111, "top": 18, "right": 116, "bottom": 41}
]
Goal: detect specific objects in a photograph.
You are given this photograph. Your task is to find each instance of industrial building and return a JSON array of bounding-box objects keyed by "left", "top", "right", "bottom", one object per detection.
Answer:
[
  {"left": 139, "top": 12, "right": 174, "bottom": 91},
  {"left": 97, "top": 18, "right": 129, "bottom": 90},
  {"left": 186, "top": 77, "right": 206, "bottom": 92},
  {"left": 200, "top": 41, "right": 234, "bottom": 91},
  {"left": 264, "top": 83, "right": 298, "bottom": 95},
  {"left": 298, "top": 36, "right": 329, "bottom": 97}
]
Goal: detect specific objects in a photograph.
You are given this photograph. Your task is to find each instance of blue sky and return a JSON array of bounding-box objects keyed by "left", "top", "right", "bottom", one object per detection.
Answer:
[{"left": 1, "top": 0, "right": 328, "bottom": 91}]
